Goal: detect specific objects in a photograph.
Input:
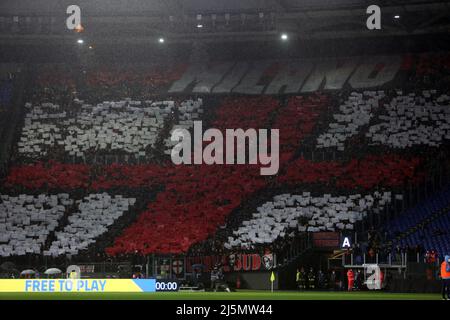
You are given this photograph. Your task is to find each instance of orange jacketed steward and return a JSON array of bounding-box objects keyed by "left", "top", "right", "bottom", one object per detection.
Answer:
[{"left": 441, "top": 261, "right": 450, "bottom": 280}]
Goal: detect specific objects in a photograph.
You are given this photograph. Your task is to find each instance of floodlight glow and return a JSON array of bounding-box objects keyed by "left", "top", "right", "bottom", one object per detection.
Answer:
[
  {"left": 281, "top": 33, "right": 288, "bottom": 40},
  {"left": 197, "top": 24, "right": 203, "bottom": 28},
  {"left": 159, "top": 38, "right": 165, "bottom": 43},
  {"left": 394, "top": 15, "right": 400, "bottom": 19},
  {"left": 77, "top": 39, "right": 84, "bottom": 44}
]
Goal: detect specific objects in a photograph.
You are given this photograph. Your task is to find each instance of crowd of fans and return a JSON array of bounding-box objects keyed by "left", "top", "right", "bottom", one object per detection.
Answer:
[
  {"left": 0, "top": 52, "right": 449, "bottom": 278},
  {"left": 344, "top": 228, "right": 443, "bottom": 266}
]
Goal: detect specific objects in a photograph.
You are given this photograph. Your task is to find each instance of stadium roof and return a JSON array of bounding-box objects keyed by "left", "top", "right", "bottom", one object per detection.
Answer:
[
  {"left": 0, "top": 0, "right": 449, "bottom": 45},
  {"left": 0, "top": 0, "right": 448, "bottom": 15}
]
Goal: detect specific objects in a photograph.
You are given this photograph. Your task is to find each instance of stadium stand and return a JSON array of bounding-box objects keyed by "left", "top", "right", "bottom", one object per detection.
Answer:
[
  {"left": 5, "top": 162, "right": 90, "bottom": 190},
  {"left": 386, "top": 186, "right": 450, "bottom": 257},
  {"left": 225, "top": 191, "right": 393, "bottom": 250},
  {"left": 1, "top": 0, "right": 450, "bottom": 301},
  {"left": 277, "top": 155, "right": 424, "bottom": 190},
  {"left": 106, "top": 96, "right": 280, "bottom": 255},
  {"left": 0, "top": 52, "right": 449, "bottom": 270},
  {"left": 46, "top": 194, "right": 136, "bottom": 257},
  {"left": 317, "top": 90, "right": 450, "bottom": 150},
  {"left": 84, "top": 64, "right": 187, "bottom": 99},
  {"left": 316, "top": 91, "right": 385, "bottom": 151},
  {"left": 16, "top": 98, "right": 203, "bottom": 162},
  {"left": 276, "top": 94, "right": 329, "bottom": 158},
  {"left": 0, "top": 194, "right": 73, "bottom": 257},
  {"left": 0, "top": 191, "right": 137, "bottom": 258}
]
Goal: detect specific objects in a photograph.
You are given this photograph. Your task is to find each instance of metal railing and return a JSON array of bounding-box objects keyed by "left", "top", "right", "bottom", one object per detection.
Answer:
[{"left": 343, "top": 252, "right": 408, "bottom": 268}]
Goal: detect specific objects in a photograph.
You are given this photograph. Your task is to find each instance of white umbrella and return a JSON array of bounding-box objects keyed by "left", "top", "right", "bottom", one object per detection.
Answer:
[
  {"left": 44, "top": 268, "right": 62, "bottom": 275},
  {"left": 20, "top": 269, "right": 36, "bottom": 276}
]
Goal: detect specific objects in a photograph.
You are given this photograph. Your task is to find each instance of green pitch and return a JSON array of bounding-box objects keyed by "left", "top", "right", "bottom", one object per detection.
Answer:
[{"left": 0, "top": 290, "right": 441, "bottom": 300}]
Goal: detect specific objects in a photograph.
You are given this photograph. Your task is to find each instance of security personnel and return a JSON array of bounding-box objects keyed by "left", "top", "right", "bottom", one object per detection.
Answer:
[
  {"left": 440, "top": 255, "right": 450, "bottom": 300},
  {"left": 299, "top": 267, "right": 307, "bottom": 290},
  {"left": 347, "top": 269, "right": 355, "bottom": 292},
  {"left": 317, "top": 269, "right": 325, "bottom": 289},
  {"left": 329, "top": 270, "right": 337, "bottom": 291},
  {"left": 296, "top": 269, "right": 301, "bottom": 290},
  {"left": 210, "top": 266, "right": 220, "bottom": 291},
  {"left": 308, "top": 267, "right": 316, "bottom": 290}
]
